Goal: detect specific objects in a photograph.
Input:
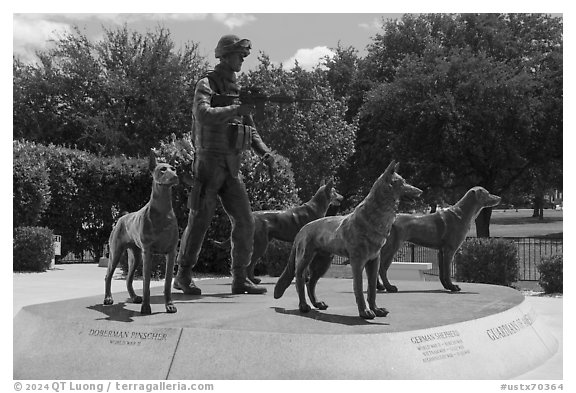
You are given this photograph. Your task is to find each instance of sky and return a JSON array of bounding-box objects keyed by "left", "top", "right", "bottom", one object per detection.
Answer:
[
  {"left": 12, "top": 13, "right": 404, "bottom": 71},
  {"left": 10, "top": 2, "right": 567, "bottom": 71}
]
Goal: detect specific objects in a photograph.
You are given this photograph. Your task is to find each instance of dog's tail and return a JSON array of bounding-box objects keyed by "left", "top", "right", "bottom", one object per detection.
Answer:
[{"left": 273, "top": 244, "right": 297, "bottom": 299}]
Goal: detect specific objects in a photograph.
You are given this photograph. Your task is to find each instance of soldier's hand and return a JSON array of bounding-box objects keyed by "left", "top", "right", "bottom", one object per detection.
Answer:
[{"left": 236, "top": 103, "right": 256, "bottom": 116}]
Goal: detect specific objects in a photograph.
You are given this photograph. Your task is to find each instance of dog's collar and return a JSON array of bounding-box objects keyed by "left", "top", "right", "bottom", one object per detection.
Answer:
[{"left": 446, "top": 206, "right": 464, "bottom": 220}]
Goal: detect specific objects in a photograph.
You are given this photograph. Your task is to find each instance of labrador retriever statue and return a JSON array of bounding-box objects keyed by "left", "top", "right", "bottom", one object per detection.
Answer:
[{"left": 377, "top": 186, "right": 501, "bottom": 293}]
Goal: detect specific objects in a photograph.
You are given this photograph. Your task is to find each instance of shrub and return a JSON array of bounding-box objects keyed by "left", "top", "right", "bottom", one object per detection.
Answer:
[
  {"left": 154, "top": 133, "right": 196, "bottom": 231},
  {"left": 240, "top": 150, "right": 301, "bottom": 211},
  {"left": 13, "top": 142, "right": 51, "bottom": 227},
  {"left": 537, "top": 255, "right": 562, "bottom": 294},
  {"left": 13, "top": 226, "right": 55, "bottom": 272},
  {"left": 455, "top": 238, "right": 519, "bottom": 286}
]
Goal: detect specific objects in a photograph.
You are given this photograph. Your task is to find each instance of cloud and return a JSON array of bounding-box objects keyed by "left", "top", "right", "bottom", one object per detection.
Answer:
[
  {"left": 211, "top": 14, "right": 256, "bottom": 30},
  {"left": 155, "top": 13, "right": 209, "bottom": 22},
  {"left": 282, "top": 46, "right": 336, "bottom": 71},
  {"left": 58, "top": 13, "right": 209, "bottom": 24},
  {"left": 12, "top": 13, "right": 212, "bottom": 63},
  {"left": 359, "top": 18, "right": 383, "bottom": 31},
  {"left": 104, "top": 13, "right": 210, "bottom": 23},
  {"left": 13, "top": 14, "right": 74, "bottom": 63}
]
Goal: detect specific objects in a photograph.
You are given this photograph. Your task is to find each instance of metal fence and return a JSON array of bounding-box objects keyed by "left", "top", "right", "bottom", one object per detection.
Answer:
[
  {"left": 504, "top": 237, "right": 563, "bottom": 281},
  {"left": 332, "top": 237, "right": 563, "bottom": 281}
]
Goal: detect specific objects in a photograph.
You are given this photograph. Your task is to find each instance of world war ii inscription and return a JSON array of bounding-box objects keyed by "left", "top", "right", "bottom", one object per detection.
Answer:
[
  {"left": 410, "top": 329, "right": 470, "bottom": 363},
  {"left": 87, "top": 327, "right": 173, "bottom": 347},
  {"left": 410, "top": 310, "right": 536, "bottom": 363}
]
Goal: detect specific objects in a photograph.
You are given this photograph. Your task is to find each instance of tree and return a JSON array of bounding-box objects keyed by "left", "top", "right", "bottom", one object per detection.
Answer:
[
  {"left": 13, "top": 25, "right": 208, "bottom": 157},
  {"left": 324, "top": 44, "right": 360, "bottom": 101},
  {"left": 354, "top": 13, "right": 562, "bottom": 236},
  {"left": 242, "top": 54, "right": 358, "bottom": 200}
]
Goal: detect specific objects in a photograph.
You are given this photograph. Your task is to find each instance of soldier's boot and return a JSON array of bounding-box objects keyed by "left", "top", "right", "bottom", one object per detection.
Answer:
[
  {"left": 247, "top": 262, "right": 261, "bottom": 284},
  {"left": 231, "top": 266, "right": 267, "bottom": 295},
  {"left": 173, "top": 265, "right": 202, "bottom": 295}
]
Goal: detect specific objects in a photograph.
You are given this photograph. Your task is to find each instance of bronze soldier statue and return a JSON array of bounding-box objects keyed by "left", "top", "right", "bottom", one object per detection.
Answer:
[{"left": 174, "top": 35, "right": 274, "bottom": 295}]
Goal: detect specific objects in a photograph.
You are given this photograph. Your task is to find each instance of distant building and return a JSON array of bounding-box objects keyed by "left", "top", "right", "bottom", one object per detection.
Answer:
[{"left": 547, "top": 189, "right": 563, "bottom": 210}]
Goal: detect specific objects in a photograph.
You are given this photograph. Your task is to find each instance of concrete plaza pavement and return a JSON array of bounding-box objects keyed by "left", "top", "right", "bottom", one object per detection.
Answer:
[{"left": 13, "top": 263, "right": 563, "bottom": 380}]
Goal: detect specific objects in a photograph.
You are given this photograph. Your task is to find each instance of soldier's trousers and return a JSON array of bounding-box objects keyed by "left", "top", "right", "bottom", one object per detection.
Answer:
[{"left": 176, "top": 153, "right": 254, "bottom": 272}]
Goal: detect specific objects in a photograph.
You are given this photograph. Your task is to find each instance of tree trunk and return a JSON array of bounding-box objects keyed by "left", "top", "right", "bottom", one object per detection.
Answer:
[
  {"left": 532, "top": 194, "right": 544, "bottom": 221},
  {"left": 475, "top": 207, "right": 493, "bottom": 238},
  {"left": 538, "top": 206, "right": 544, "bottom": 220}
]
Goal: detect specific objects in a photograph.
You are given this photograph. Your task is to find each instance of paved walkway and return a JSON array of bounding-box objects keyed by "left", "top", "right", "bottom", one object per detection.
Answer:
[{"left": 13, "top": 264, "right": 563, "bottom": 380}]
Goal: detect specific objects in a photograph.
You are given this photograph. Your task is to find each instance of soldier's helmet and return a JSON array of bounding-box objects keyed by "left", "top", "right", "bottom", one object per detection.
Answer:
[{"left": 215, "top": 35, "right": 251, "bottom": 58}]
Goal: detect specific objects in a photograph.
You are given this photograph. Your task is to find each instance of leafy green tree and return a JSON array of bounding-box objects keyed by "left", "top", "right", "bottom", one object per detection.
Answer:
[
  {"left": 13, "top": 25, "right": 208, "bottom": 156},
  {"left": 242, "top": 55, "right": 357, "bottom": 200},
  {"left": 353, "top": 13, "right": 562, "bottom": 236},
  {"left": 324, "top": 44, "right": 360, "bottom": 100}
]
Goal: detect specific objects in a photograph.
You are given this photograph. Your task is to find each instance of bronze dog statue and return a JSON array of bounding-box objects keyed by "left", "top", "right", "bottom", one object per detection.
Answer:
[
  {"left": 104, "top": 151, "right": 180, "bottom": 315},
  {"left": 377, "top": 186, "right": 501, "bottom": 293},
  {"left": 213, "top": 180, "right": 343, "bottom": 284},
  {"left": 274, "top": 161, "right": 422, "bottom": 319}
]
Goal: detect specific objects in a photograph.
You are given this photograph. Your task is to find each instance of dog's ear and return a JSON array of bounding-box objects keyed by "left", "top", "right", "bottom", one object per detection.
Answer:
[
  {"left": 149, "top": 150, "right": 158, "bottom": 173},
  {"left": 319, "top": 178, "right": 326, "bottom": 187},
  {"left": 394, "top": 162, "right": 400, "bottom": 173},
  {"left": 383, "top": 160, "right": 397, "bottom": 181},
  {"left": 471, "top": 186, "right": 482, "bottom": 198},
  {"left": 325, "top": 179, "right": 334, "bottom": 191}
]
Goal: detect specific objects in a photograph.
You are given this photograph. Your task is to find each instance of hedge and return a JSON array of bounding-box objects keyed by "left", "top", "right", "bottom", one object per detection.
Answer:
[
  {"left": 455, "top": 238, "right": 519, "bottom": 287},
  {"left": 13, "top": 144, "right": 51, "bottom": 227},
  {"left": 13, "top": 135, "right": 301, "bottom": 275},
  {"left": 537, "top": 254, "right": 562, "bottom": 294},
  {"left": 13, "top": 226, "right": 55, "bottom": 272}
]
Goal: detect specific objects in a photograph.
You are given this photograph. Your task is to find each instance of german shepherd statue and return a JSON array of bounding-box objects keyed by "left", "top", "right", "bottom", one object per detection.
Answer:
[
  {"left": 377, "top": 186, "right": 501, "bottom": 293},
  {"left": 213, "top": 180, "right": 343, "bottom": 284},
  {"left": 274, "top": 161, "right": 422, "bottom": 319}
]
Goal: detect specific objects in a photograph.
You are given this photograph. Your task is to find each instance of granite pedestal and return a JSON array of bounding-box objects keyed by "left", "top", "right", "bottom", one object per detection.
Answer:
[{"left": 13, "top": 278, "right": 557, "bottom": 379}]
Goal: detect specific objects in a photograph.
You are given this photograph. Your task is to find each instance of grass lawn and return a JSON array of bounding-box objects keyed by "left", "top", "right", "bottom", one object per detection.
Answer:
[{"left": 468, "top": 208, "right": 563, "bottom": 238}]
